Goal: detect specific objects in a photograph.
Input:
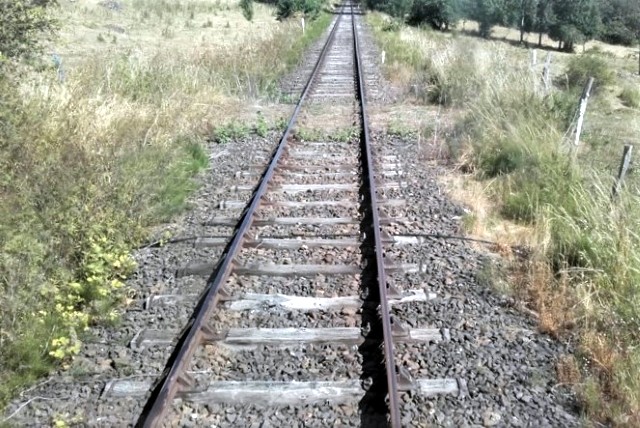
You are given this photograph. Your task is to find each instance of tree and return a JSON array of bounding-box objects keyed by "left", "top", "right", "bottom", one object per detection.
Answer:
[
  {"left": 469, "top": 0, "right": 510, "bottom": 38},
  {"left": 240, "top": 0, "right": 254, "bottom": 21},
  {"left": 548, "top": 0, "right": 600, "bottom": 52},
  {"left": 407, "top": 0, "right": 462, "bottom": 30},
  {"left": 599, "top": 0, "right": 640, "bottom": 46},
  {"left": 275, "top": 0, "right": 323, "bottom": 20},
  {"left": 0, "top": 0, "right": 57, "bottom": 63},
  {"left": 534, "top": 0, "right": 552, "bottom": 46},
  {"left": 365, "top": 0, "right": 413, "bottom": 19},
  {"left": 516, "top": 0, "right": 537, "bottom": 43}
]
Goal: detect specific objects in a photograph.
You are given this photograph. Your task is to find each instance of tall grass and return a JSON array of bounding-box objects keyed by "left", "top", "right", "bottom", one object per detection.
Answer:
[
  {"left": 0, "top": 7, "right": 332, "bottom": 410},
  {"left": 368, "top": 12, "right": 640, "bottom": 425}
]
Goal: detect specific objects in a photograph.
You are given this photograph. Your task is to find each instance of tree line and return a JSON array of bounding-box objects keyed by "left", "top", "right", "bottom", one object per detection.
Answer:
[{"left": 366, "top": 0, "right": 640, "bottom": 52}]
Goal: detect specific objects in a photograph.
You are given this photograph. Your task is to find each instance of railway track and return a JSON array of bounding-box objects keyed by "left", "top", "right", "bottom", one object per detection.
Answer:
[{"left": 102, "top": 4, "right": 466, "bottom": 426}]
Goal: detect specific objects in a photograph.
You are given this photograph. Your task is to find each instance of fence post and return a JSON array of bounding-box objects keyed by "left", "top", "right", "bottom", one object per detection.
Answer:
[
  {"left": 530, "top": 49, "right": 537, "bottom": 68},
  {"left": 573, "top": 77, "right": 595, "bottom": 148},
  {"left": 381, "top": 50, "right": 386, "bottom": 65},
  {"left": 542, "top": 52, "right": 552, "bottom": 93},
  {"left": 612, "top": 144, "right": 633, "bottom": 199}
]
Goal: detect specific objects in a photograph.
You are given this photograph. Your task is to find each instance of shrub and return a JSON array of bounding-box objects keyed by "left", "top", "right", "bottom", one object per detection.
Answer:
[
  {"left": 0, "top": 0, "right": 57, "bottom": 63},
  {"left": 564, "top": 54, "right": 615, "bottom": 92},
  {"left": 241, "top": 0, "right": 254, "bottom": 21},
  {"left": 275, "top": 0, "right": 323, "bottom": 20},
  {"left": 619, "top": 85, "right": 640, "bottom": 108}
]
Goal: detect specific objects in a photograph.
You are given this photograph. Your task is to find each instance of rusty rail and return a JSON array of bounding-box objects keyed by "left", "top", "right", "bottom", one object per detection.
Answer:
[{"left": 351, "top": 4, "right": 403, "bottom": 427}]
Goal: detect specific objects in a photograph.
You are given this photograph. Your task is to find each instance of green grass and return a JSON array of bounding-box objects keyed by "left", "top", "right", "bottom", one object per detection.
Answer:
[
  {"left": 296, "top": 126, "right": 359, "bottom": 142},
  {"left": 562, "top": 54, "right": 616, "bottom": 92},
  {"left": 619, "top": 85, "right": 640, "bottom": 108},
  {"left": 368, "top": 12, "right": 640, "bottom": 426}
]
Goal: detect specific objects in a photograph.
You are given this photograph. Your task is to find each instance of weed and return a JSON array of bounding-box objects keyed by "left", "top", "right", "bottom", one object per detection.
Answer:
[
  {"left": 255, "top": 112, "right": 268, "bottom": 137},
  {"left": 213, "top": 120, "right": 251, "bottom": 144},
  {"left": 563, "top": 54, "right": 615, "bottom": 92},
  {"left": 387, "top": 120, "right": 415, "bottom": 137},
  {"left": 275, "top": 116, "right": 289, "bottom": 130},
  {"left": 619, "top": 85, "right": 640, "bottom": 108},
  {"left": 97, "top": 33, "right": 105, "bottom": 42},
  {"left": 475, "top": 256, "right": 509, "bottom": 294},
  {"left": 161, "top": 26, "right": 174, "bottom": 38},
  {"left": 332, "top": 127, "right": 358, "bottom": 142},
  {"left": 297, "top": 127, "right": 358, "bottom": 142}
]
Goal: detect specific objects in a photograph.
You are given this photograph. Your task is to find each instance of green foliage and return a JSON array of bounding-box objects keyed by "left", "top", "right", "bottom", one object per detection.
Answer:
[
  {"left": 397, "top": 0, "right": 638, "bottom": 48},
  {"left": 619, "top": 85, "right": 640, "bottom": 109},
  {"left": 241, "top": 0, "right": 254, "bottom": 21},
  {"left": 544, "top": 0, "right": 601, "bottom": 51},
  {"left": 479, "top": 141, "right": 535, "bottom": 178},
  {"left": 213, "top": 120, "right": 251, "bottom": 143},
  {"left": 407, "top": 0, "right": 461, "bottom": 30},
  {"left": 297, "top": 126, "right": 358, "bottom": 142},
  {"left": 387, "top": 120, "right": 415, "bottom": 137},
  {"left": 534, "top": 0, "right": 552, "bottom": 42},
  {"left": 0, "top": 0, "right": 58, "bottom": 64},
  {"left": 468, "top": 0, "right": 510, "bottom": 37},
  {"left": 275, "top": 0, "right": 323, "bottom": 20},
  {"left": 255, "top": 112, "right": 268, "bottom": 137},
  {"left": 0, "top": 74, "right": 210, "bottom": 408},
  {"left": 599, "top": 0, "right": 640, "bottom": 46},
  {"left": 564, "top": 54, "right": 615, "bottom": 91},
  {"left": 365, "top": 0, "right": 413, "bottom": 19}
]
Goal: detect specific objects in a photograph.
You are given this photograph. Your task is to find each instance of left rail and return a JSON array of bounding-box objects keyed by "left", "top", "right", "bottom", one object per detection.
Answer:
[{"left": 135, "top": 12, "right": 344, "bottom": 428}]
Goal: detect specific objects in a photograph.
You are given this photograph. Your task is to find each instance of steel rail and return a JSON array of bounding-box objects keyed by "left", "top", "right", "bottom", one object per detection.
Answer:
[
  {"left": 351, "top": 4, "right": 403, "bottom": 427},
  {"left": 135, "top": 10, "right": 345, "bottom": 428}
]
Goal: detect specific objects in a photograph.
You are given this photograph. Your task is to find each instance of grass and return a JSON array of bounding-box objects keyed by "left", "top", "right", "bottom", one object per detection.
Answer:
[
  {"left": 296, "top": 126, "right": 359, "bottom": 142},
  {"left": 619, "top": 85, "right": 640, "bottom": 109},
  {"left": 368, "top": 12, "right": 640, "bottom": 426},
  {"left": 0, "top": 0, "right": 332, "bottom": 413}
]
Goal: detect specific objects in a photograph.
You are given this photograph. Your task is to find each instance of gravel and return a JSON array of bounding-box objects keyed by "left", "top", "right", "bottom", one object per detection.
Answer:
[{"left": 369, "top": 132, "right": 579, "bottom": 426}]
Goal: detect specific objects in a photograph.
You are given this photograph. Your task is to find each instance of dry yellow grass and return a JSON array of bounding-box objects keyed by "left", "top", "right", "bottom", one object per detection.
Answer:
[
  {"left": 441, "top": 174, "right": 539, "bottom": 248},
  {"left": 54, "top": 0, "right": 282, "bottom": 66}
]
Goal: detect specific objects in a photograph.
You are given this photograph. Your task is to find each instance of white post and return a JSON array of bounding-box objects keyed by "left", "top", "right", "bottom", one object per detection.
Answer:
[
  {"left": 530, "top": 49, "right": 537, "bottom": 67},
  {"left": 574, "top": 77, "right": 594, "bottom": 147},
  {"left": 542, "top": 52, "right": 552, "bottom": 94},
  {"left": 301, "top": 17, "right": 305, "bottom": 34},
  {"left": 381, "top": 50, "right": 386, "bottom": 65}
]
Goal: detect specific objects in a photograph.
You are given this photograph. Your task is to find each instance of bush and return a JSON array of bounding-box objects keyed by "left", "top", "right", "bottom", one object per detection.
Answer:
[
  {"left": 0, "top": 74, "right": 210, "bottom": 405},
  {"left": 564, "top": 54, "right": 615, "bottom": 92},
  {"left": 619, "top": 85, "right": 640, "bottom": 108},
  {"left": 241, "top": 0, "right": 254, "bottom": 21},
  {"left": 407, "top": 0, "right": 458, "bottom": 30},
  {"left": 0, "top": 0, "right": 57, "bottom": 63},
  {"left": 276, "top": 0, "right": 323, "bottom": 20},
  {"left": 479, "top": 141, "right": 534, "bottom": 178}
]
